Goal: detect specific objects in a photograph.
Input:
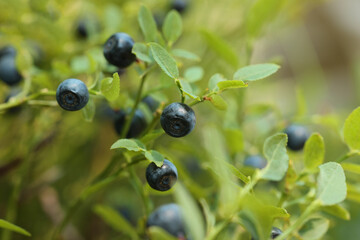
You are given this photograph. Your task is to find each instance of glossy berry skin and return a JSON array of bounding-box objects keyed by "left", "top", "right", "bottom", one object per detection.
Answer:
[
  {"left": 271, "top": 227, "right": 283, "bottom": 239},
  {"left": 244, "top": 155, "right": 267, "bottom": 169},
  {"left": 284, "top": 124, "right": 310, "bottom": 151},
  {"left": 103, "top": 33, "right": 136, "bottom": 68},
  {"left": 171, "top": 0, "right": 188, "bottom": 13},
  {"left": 142, "top": 96, "right": 159, "bottom": 112},
  {"left": 146, "top": 159, "right": 178, "bottom": 191},
  {"left": 160, "top": 102, "right": 196, "bottom": 138},
  {"left": 114, "top": 109, "right": 147, "bottom": 138},
  {"left": 251, "top": 227, "right": 284, "bottom": 240},
  {"left": 147, "top": 204, "right": 186, "bottom": 238},
  {"left": 56, "top": 78, "right": 89, "bottom": 111},
  {"left": 0, "top": 46, "right": 22, "bottom": 86}
]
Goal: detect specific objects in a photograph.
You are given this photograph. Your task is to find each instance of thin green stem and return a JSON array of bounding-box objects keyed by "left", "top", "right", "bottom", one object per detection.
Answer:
[
  {"left": 174, "top": 78, "right": 185, "bottom": 103},
  {"left": 0, "top": 90, "right": 56, "bottom": 111},
  {"left": 276, "top": 200, "right": 321, "bottom": 240},
  {"left": 335, "top": 150, "right": 360, "bottom": 163},
  {"left": 120, "top": 73, "right": 148, "bottom": 138}
]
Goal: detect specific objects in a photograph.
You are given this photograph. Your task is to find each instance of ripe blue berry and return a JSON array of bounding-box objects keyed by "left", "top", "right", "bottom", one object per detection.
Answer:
[
  {"left": 56, "top": 78, "right": 89, "bottom": 111},
  {"left": 284, "top": 124, "right": 309, "bottom": 151},
  {"left": 0, "top": 46, "right": 22, "bottom": 86},
  {"left": 147, "top": 204, "right": 186, "bottom": 238},
  {"left": 142, "top": 96, "right": 159, "bottom": 112},
  {"left": 171, "top": 0, "right": 188, "bottom": 13},
  {"left": 114, "top": 109, "right": 147, "bottom": 138},
  {"left": 251, "top": 227, "right": 284, "bottom": 240},
  {"left": 146, "top": 160, "right": 178, "bottom": 191},
  {"left": 76, "top": 20, "right": 88, "bottom": 39},
  {"left": 160, "top": 102, "right": 196, "bottom": 138},
  {"left": 103, "top": 33, "right": 136, "bottom": 68},
  {"left": 244, "top": 155, "right": 267, "bottom": 169},
  {"left": 271, "top": 227, "right": 283, "bottom": 239}
]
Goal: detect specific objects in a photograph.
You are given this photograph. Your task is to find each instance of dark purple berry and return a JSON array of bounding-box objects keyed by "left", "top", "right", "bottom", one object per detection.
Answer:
[
  {"left": 284, "top": 124, "right": 310, "bottom": 151},
  {"left": 56, "top": 78, "right": 89, "bottom": 111},
  {"left": 147, "top": 204, "right": 186, "bottom": 238},
  {"left": 103, "top": 32, "right": 136, "bottom": 68},
  {"left": 160, "top": 102, "right": 196, "bottom": 138},
  {"left": 146, "top": 159, "right": 178, "bottom": 191}
]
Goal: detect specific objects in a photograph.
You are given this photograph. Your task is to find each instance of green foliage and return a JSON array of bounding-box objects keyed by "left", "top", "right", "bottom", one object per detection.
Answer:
[
  {"left": 233, "top": 64, "right": 280, "bottom": 82},
  {"left": 261, "top": 133, "right": 289, "bottom": 181},
  {"left": 162, "top": 10, "right": 183, "bottom": 46},
  {"left": 0, "top": 220, "right": 31, "bottom": 237},
  {"left": 0, "top": 1, "right": 357, "bottom": 240},
  {"left": 100, "top": 73, "right": 121, "bottom": 101},
  {"left": 304, "top": 133, "right": 325, "bottom": 171},
  {"left": 344, "top": 107, "right": 360, "bottom": 150},
  {"left": 317, "top": 162, "right": 347, "bottom": 205},
  {"left": 149, "top": 42, "right": 179, "bottom": 79}
]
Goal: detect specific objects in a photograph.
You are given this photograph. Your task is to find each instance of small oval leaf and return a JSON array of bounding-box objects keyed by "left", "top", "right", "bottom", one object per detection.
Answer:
[
  {"left": 149, "top": 42, "right": 179, "bottom": 79},
  {"left": 343, "top": 107, "right": 360, "bottom": 150},
  {"left": 316, "top": 162, "right": 347, "bottom": 205},
  {"left": 233, "top": 64, "right": 280, "bottom": 82},
  {"left": 110, "top": 139, "right": 146, "bottom": 152},
  {"left": 261, "top": 133, "right": 289, "bottom": 181},
  {"left": 144, "top": 150, "right": 165, "bottom": 167},
  {"left": 162, "top": 10, "right": 183, "bottom": 45},
  {"left": 304, "top": 133, "right": 325, "bottom": 171}
]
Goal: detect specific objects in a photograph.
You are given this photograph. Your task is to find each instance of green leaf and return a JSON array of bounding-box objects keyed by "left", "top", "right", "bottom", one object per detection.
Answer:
[
  {"left": 0, "top": 219, "right": 31, "bottom": 237},
  {"left": 110, "top": 139, "right": 146, "bottom": 152},
  {"left": 268, "top": 206, "right": 290, "bottom": 219},
  {"left": 298, "top": 217, "right": 329, "bottom": 240},
  {"left": 225, "top": 162, "right": 250, "bottom": 184},
  {"left": 320, "top": 204, "right": 350, "bottom": 220},
  {"left": 82, "top": 98, "right": 95, "bottom": 122},
  {"left": 233, "top": 64, "right": 280, "bottom": 82},
  {"left": 201, "top": 29, "right": 238, "bottom": 68},
  {"left": 304, "top": 133, "right": 325, "bottom": 171},
  {"left": 343, "top": 107, "right": 360, "bottom": 150},
  {"left": 261, "top": 133, "right": 289, "bottom": 181},
  {"left": 148, "top": 226, "right": 178, "bottom": 240},
  {"left": 172, "top": 49, "right": 200, "bottom": 62},
  {"left": 132, "top": 43, "right": 153, "bottom": 63},
  {"left": 208, "top": 73, "right": 226, "bottom": 91},
  {"left": 209, "top": 94, "right": 227, "bottom": 110},
  {"left": 316, "top": 162, "right": 347, "bottom": 205},
  {"left": 162, "top": 10, "right": 183, "bottom": 45},
  {"left": 174, "top": 183, "right": 205, "bottom": 240},
  {"left": 93, "top": 205, "right": 139, "bottom": 239},
  {"left": 149, "top": 42, "right": 179, "bottom": 79},
  {"left": 342, "top": 162, "right": 360, "bottom": 174},
  {"left": 100, "top": 72, "right": 120, "bottom": 101},
  {"left": 144, "top": 150, "right": 165, "bottom": 167},
  {"left": 217, "top": 80, "right": 248, "bottom": 91},
  {"left": 179, "top": 79, "right": 201, "bottom": 100},
  {"left": 138, "top": 6, "right": 158, "bottom": 42},
  {"left": 184, "top": 66, "right": 204, "bottom": 83}
]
